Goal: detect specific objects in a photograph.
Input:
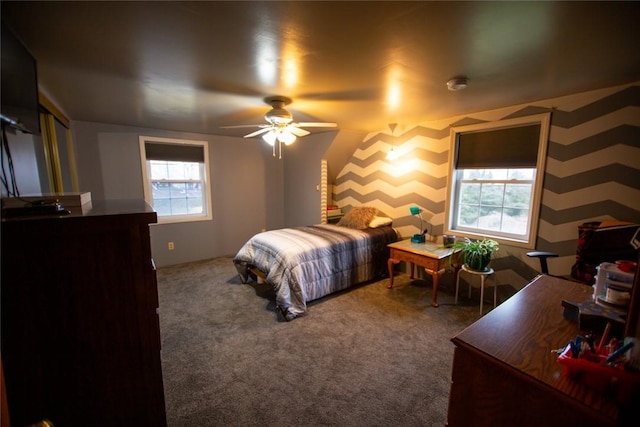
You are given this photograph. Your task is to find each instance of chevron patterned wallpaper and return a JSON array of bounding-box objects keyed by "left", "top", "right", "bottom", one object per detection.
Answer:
[{"left": 332, "top": 82, "right": 640, "bottom": 287}]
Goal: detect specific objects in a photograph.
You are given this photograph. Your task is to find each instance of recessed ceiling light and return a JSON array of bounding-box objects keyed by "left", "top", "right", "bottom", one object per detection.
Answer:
[{"left": 447, "top": 77, "right": 468, "bottom": 91}]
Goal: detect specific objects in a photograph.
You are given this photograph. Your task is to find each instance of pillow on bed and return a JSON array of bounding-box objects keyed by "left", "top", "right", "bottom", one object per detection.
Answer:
[
  {"left": 337, "top": 206, "right": 378, "bottom": 229},
  {"left": 369, "top": 216, "right": 392, "bottom": 228}
]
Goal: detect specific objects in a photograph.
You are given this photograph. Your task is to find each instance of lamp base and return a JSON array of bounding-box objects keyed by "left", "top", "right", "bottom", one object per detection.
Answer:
[{"left": 411, "top": 234, "right": 426, "bottom": 243}]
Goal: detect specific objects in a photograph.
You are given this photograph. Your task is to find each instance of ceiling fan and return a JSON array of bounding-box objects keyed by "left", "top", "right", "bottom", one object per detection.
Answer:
[{"left": 222, "top": 95, "right": 337, "bottom": 159}]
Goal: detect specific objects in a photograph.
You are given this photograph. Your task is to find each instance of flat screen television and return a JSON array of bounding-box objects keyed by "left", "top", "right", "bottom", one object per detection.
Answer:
[{"left": 1, "top": 21, "right": 40, "bottom": 135}]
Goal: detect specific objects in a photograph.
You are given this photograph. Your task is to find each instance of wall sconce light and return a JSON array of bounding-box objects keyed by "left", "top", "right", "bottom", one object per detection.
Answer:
[
  {"left": 386, "top": 123, "right": 399, "bottom": 161},
  {"left": 386, "top": 146, "right": 399, "bottom": 161}
]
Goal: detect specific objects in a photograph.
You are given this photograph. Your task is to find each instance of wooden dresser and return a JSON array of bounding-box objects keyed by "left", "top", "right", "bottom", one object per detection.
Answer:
[
  {"left": 1, "top": 199, "right": 167, "bottom": 426},
  {"left": 448, "top": 275, "right": 638, "bottom": 427}
]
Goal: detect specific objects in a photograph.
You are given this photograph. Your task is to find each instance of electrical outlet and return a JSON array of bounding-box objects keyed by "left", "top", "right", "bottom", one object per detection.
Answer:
[{"left": 168, "top": 241, "right": 175, "bottom": 250}]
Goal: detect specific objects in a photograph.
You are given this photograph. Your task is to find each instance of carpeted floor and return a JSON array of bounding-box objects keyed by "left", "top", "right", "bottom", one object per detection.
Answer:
[{"left": 157, "top": 256, "right": 518, "bottom": 426}]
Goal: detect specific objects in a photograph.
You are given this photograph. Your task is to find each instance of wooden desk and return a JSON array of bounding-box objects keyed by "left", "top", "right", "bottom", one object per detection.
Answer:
[
  {"left": 387, "top": 240, "right": 457, "bottom": 307},
  {"left": 448, "top": 275, "right": 637, "bottom": 427}
]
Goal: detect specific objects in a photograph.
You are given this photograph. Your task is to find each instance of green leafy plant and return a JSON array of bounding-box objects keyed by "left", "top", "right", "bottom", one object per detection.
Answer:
[{"left": 451, "top": 237, "right": 499, "bottom": 271}]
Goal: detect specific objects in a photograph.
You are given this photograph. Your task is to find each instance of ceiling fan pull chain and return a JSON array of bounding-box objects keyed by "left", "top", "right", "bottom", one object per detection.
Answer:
[{"left": 279, "top": 141, "right": 283, "bottom": 159}]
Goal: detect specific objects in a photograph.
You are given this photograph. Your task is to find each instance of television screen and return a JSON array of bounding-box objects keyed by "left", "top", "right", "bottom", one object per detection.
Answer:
[{"left": 1, "top": 21, "right": 40, "bottom": 135}]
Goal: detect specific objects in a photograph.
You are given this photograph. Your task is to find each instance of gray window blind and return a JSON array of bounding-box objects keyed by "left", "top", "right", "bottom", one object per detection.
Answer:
[
  {"left": 455, "top": 124, "right": 540, "bottom": 168},
  {"left": 145, "top": 142, "right": 204, "bottom": 163}
]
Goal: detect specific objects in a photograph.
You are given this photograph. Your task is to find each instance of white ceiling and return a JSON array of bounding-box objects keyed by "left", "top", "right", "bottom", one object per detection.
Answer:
[{"left": 3, "top": 1, "right": 639, "bottom": 137}]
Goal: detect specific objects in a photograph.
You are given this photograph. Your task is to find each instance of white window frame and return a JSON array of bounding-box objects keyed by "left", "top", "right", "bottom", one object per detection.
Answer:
[
  {"left": 139, "top": 136, "right": 212, "bottom": 224},
  {"left": 444, "top": 113, "right": 550, "bottom": 248}
]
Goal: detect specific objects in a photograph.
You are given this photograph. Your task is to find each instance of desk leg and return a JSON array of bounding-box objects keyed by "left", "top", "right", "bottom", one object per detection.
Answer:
[
  {"left": 425, "top": 267, "right": 444, "bottom": 307},
  {"left": 387, "top": 258, "right": 400, "bottom": 288}
]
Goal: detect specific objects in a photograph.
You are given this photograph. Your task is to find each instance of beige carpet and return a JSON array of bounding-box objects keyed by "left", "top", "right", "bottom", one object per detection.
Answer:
[{"left": 157, "top": 256, "right": 517, "bottom": 426}]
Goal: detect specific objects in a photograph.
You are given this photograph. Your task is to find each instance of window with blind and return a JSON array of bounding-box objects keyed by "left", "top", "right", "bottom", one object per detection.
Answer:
[
  {"left": 139, "top": 136, "right": 212, "bottom": 223},
  {"left": 445, "top": 114, "right": 551, "bottom": 247}
]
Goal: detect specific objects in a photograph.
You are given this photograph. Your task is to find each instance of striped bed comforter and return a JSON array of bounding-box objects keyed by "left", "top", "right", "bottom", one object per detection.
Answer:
[{"left": 233, "top": 224, "right": 398, "bottom": 320}]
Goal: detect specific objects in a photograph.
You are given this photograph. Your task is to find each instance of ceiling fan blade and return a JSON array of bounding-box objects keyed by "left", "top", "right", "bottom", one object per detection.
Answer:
[
  {"left": 244, "top": 127, "right": 272, "bottom": 138},
  {"left": 287, "top": 126, "right": 310, "bottom": 137},
  {"left": 296, "top": 122, "right": 338, "bottom": 128}
]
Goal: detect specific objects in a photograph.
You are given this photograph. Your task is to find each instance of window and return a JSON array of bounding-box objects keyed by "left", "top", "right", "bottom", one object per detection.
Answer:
[
  {"left": 445, "top": 114, "right": 550, "bottom": 248},
  {"left": 139, "top": 136, "right": 212, "bottom": 223}
]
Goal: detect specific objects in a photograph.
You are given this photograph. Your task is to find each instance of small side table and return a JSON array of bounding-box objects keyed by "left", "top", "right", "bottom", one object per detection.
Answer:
[
  {"left": 455, "top": 264, "right": 495, "bottom": 315},
  {"left": 387, "top": 240, "right": 459, "bottom": 308}
]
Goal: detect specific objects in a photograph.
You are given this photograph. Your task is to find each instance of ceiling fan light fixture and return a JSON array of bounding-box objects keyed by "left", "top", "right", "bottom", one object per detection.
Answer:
[
  {"left": 262, "top": 130, "right": 277, "bottom": 146},
  {"left": 447, "top": 77, "right": 468, "bottom": 91},
  {"left": 278, "top": 130, "right": 297, "bottom": 145}
]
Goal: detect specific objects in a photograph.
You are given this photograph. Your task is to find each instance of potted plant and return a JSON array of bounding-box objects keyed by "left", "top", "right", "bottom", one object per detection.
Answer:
[{"left": 452, "top": 237, "right": 500, "bottom": 271}]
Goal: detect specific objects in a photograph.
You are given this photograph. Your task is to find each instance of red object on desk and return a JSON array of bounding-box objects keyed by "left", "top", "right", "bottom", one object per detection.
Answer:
[
  {"left": 557, "top": 344, "right": 640, "bottom": 403},
  {"left": 616, "top": 260, "right": 637, "bottom": 273}
]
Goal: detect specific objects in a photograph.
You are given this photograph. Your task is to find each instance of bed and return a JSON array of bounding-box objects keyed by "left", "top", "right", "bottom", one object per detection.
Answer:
[{"left": 233, "top": 210, "right": 398, "bottom": 320}]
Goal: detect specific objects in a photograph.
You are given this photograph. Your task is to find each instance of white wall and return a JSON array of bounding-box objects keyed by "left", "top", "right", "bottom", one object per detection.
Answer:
[
  {"left": 283, "top": 132, "right": 336, "bottom": 227},
  {"left": 72, "top": 120, "right": 284, "bottom": 267}
]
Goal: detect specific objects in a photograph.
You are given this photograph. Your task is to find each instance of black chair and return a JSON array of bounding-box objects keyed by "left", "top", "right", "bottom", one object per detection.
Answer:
[{"left": 526, "top": 251, "right": 559, "bottom": 275}]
